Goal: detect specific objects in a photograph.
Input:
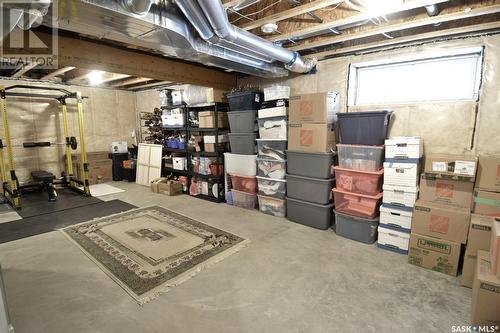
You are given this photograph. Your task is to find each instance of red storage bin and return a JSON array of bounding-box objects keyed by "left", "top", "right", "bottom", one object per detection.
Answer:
[
  {"left": 230, "top": 174, "right": 258, "bottom": 194},
  {"left": 334, "top": 166, "right": 384, "bottom": 195},
  {"left": 332, "top": 188, "right": 382, "bottom": 219}
]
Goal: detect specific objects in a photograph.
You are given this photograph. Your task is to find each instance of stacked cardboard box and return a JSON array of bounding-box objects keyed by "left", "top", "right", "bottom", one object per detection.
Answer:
[
  {"left": 378, "top": 137, "right": 423, "bottom": 254},
  {"left": 286, "top": 92, "right": 339, "bottom": 229},
  {"left": 68, "top": 152, "right": 112, "bottom": 185},
  {"left": 408, "top": 154, "right": 477, "bottom": 276}
]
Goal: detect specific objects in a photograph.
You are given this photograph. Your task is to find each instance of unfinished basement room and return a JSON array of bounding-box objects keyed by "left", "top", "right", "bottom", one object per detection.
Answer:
[{"left": 0, "top": 0, "right": 499, "bottom": 332}]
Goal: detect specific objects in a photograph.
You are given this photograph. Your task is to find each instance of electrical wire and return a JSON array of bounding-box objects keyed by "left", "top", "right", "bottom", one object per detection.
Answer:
[{"left": 229, "top": 0, "right": 282, "bottom": 24}]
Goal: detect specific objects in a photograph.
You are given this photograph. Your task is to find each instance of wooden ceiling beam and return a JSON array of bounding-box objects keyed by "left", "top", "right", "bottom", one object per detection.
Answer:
[
  {"left": 241, "top": 0, "right": 345, "bottom": 31},
  {"left": 310, "top": 21, "right": 500, "bottom": 59},
  {"left": 291, "top": 4, "right": 500, "bottom": 51},
  {"left": 99, "top": 74, "right": 132, "bottom": 84},
  {"left": 129, "top": 81, "right": 174, "bottom": 90},
  {"left": 11, "top": 62, "right": 38, "bottom": 78},
  {"left": 268, "top": 0, "right": 450, "bottom": 42},
  {"left": 31, "top": 32, "right": 236, "bottom": 89},
  {"left": 109, "top": 77, "right": 152, "bottom": 88},
  {"left": 40, "top": 66, "right": 76, "bottom": 80}
]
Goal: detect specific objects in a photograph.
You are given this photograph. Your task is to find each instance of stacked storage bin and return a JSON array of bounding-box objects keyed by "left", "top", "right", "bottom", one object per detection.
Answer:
[
  {"left": 286, "top": 92, "right": 339, "bottom": 229},
  {"left": 225, "top": 90, "right": 262, "bottom": 209},
  {"left": 377, "top": 137, "right": 423, "bottom": 254},
  {"left": 256, "top": 86, "right": 289, "bottom": 217},
  {"left": 333, "top": 111, "right": 392, "bottom": 243}
]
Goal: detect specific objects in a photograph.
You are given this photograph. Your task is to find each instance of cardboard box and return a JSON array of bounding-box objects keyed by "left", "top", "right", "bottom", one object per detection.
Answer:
[
  {"left": 408, "top": 233, "right": 461, "bottom": 276},
  {"left": 288, "top": 123, "right": 336, "bottom": 153},
  {"left": 476, "top": 156, "right": 500, "bottom": 192},
  {"left": 289, "top": 92, "right": 339, "bottom": 124},
  {"left": 491, "top": 218, "right": 500, "bottom": 277},
  {"left": 462, "top": 249, "right": 477, "bottom": 288},
  {"left": 468, "top": 214, "right": 493, "bottom": 255},
  {"left": 199, "top": 111, "right": 229, "bottom": 128},
  {"left": 150, "top": 177, "right": 166, "bottom": 193},
  {"left": 424, "top": 154, "right": 477, "bottom": 179},
  {"left": 419, "top": 174, "right": 474, "bottom": 208},
  {"left": 471, "top": 250, "right": 500, "bottom": 325},
  {"left": 473, "top": 189, "right": 500, "bottom": 217},
  {"left": 183, "top": 87, "right": 227, "bottom": 105},
  {"left": 158, "top": 180, "right": 183, "bottom": 196},
  {"left": 412, "top": 200, "right": 471, "bottom": 244}
]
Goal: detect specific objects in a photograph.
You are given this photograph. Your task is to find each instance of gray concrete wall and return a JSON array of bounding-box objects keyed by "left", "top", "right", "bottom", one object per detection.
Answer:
[{"left": 240, "top": 34, "right": 500, "bottom": 156}]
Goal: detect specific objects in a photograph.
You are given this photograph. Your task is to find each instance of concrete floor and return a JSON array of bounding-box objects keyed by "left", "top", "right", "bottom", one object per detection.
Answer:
[{"left": 0, "top": 182, "right": 471, "bottom": 333}]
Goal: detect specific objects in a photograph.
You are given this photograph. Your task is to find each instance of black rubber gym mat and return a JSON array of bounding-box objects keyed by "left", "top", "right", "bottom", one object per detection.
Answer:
[
  {"left": 0, "top": 199, "right": 136, "bottom": 244},
  {"left": 16, "top": 189, "right": 103, "bottom": 218}
]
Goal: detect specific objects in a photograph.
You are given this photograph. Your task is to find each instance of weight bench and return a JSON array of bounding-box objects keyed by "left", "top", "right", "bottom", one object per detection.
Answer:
[{"left": 31, "top": 171, "right": 57, "bottom": 202}]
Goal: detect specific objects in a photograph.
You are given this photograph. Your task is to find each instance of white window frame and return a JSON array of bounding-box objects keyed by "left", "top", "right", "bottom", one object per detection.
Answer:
[{"left": 347, "top": 47, "right": 484, "bottom": 106}]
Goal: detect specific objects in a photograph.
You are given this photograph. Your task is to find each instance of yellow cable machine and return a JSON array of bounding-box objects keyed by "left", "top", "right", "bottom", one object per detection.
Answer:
[{"left": 0, "top": 85, "right": 91, "bottom": 210}]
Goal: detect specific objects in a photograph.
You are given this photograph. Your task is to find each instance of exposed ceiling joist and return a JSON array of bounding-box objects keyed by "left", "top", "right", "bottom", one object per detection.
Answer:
[
  {"left": 223, "top": 0, "right": 246, "bottom": 9},
  {"left": 99, "top": 74, "right": 132, "bottom": 84},
  {"left": 129, "top": 81, "right": 174, "bottom": 90},
  {"left": 109, "top": 77, "right": 152, "bottom": 88},
  {"left": 68, "top": 71, "right": 92, "bottom": 84},
  {"left": 40, "top": 66, "right": 76, "bottom": 80},
  {"left": 268, "top": 0, "right": 449, "bottom": 42},
  {"left": 11, "top": 62, "right": 38, "bottom": 78},
  {"left": 310, "top": 20, "right": 500, "bottom": 59},
  {"left": 241, "top": 0, "right": 345, "bottom": 31},
  {"left": 291, "top": 4, "right": 500, "bottom": 51}
]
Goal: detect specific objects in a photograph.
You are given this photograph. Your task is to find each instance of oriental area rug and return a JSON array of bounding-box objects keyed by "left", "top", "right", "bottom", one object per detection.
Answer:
[{"left": 62, "top": 206, "right": 248, "bottom": 304}]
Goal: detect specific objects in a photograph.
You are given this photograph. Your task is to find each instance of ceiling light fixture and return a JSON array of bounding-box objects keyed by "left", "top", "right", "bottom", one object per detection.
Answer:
[
  {"left": 261, "top": 22, "right": 278, "bottom": 34},
  {"left": 88, "top": 70, "right": 104, "bottom": 85}
]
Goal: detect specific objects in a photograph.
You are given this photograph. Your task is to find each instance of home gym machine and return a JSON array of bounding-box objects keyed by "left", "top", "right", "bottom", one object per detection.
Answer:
[{"left": 0, "top": 85, "right": 91, "bottom": 210}]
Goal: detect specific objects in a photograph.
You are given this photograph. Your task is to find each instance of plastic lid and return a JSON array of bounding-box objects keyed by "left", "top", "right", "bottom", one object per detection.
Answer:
[
  {"left": 334, "top": 166, "right": 384, "bottom": 175},
  {"left": 332, "top": 187, "right": 383, "bottom": 199},
  {"left": 336, "top": 144, "right": 384, "bottom": 149}
]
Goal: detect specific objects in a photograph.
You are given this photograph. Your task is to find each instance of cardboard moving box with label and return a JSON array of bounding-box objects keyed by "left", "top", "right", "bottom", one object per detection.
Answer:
[
  {"left": 473, "top": 189, "right": 500, "bottom": 217},
  {"left": 408, "top": 233, "right": 461, "bottom": 276},
  {"left": 289, "top": 92, "right": 339, "bottom": 124},
  {"left": 419, "top": 174, "right": 474, "bottom": 208},
  {"left": 288, "top": 123, "right": 336, "bottom": 153},
  {"left": 476, "top": 156, "right": 500, "bottom": 192},
  {"left": 424, "top": 154, "right": 477, "bottom": 179},
  {"left": 471, "top": 250, "right": 500, "bottom": 326},
  {"left": 462, "top": 250, "right": 477, "bottom": 288},
  {"left": 412, "top": 200, "right": 471, "bottom": 244},
  {"left": 491, "top": 218, "right": 500, "bottom": 277},
  {"left": 69, "top": 152, "right": 112, "bottom": 185}
]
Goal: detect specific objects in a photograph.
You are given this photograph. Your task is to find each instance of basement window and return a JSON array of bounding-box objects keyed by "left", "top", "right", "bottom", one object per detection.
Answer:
[{"left": 347, "top": 48, "right": 483, "bottom": 106}]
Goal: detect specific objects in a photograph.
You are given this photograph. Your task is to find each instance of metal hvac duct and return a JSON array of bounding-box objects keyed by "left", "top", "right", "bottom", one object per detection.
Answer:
[
  {"left": 176, "top": 0, "right": 317, "bottom": 73},
  {"left": 121, "top": 0, "right": 154, "bottom": 16}
]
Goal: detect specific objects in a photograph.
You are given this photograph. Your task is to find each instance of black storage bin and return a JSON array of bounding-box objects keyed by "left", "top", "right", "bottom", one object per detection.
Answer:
[
  {"left": 227, "top": 91, "right": 263, "bottom": 111},
  {"left": 111, "top": 153, "right": 129, "bottom": 181},
  {"left": 337, "top": 111, "right": 393, "bottom": 145}
]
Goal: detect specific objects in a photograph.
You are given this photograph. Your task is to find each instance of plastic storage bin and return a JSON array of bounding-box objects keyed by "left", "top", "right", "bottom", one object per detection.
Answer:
[
  {"left": 257, "top": 139, "right": 287, "bottom": 160},
  {"left": 258, "top": 195, "right": 286, "bottom": 217},
  {"left": 334, "top": 210, "right": 379, "bottom": 244},
  {"left": 257, "top": 158, "right": 286, "bottom": 179},
  {"left": 257, "top": 176, "right": 286, "bottom": 199},
  {"left": 231, "top": 190, "right": 257, "bottom": 209},
  {"left": 228, "top": 110, "right": 257, "bottom": 133},
  {"left": 337, "top": 144, "right": 384, "bottom": 171},
  {"left": 287, "top": 197, "right": 334, "bottom": 230},
  {"left": 332, "top": 188, "right": 382, "bottom": 219},
  {"left": 224, "top": 153, "right": 257, "bottom": 176},
  {"left": 334, "top": 167, "right": 384, "bottom": 196},
  {"left": 229, "top": 174, "right": 258, "bottom": 194},
  {"left": 227, "top": 91, "right": 263, "bottom": 111},
  {"left": 286, "top": 174, "right": 335, "bottom": 205},
  {"left": 286, "top": 151, "right": 335, "bottom": 179},
  {"left": 258, "top": 116, "right": 287, "bottom": 139},
  {"left": 377, "top": 226, "right": 410, "bottom": 254},
  {"left": 229, "top": 133, "right": 257, "bottom": 155},
  {"left": 379, "top": 204, "right": 413, "bottom": 232},
  {"left": 337, "top": 111, "right": 392, "bottom": 145}
]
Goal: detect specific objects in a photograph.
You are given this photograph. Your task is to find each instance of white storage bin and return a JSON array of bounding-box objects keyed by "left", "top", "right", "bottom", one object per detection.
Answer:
[
  {"left": 258, "top": 106, "right": 288, "bottom": 119},
  {"left": 379, "top": 205, "right": 413, "bottom": 232},
  {"left": 377, "top": 226, "right": 411, "bottom": 255},
  {"left": 258, "top": 116, "right": 287, "bottom": 140},
  {"left": 264, "top": 85, "right": 290, "bottom": 101},
  {"left": 385, "top": 137, "right": 423, "bottom": 159},
  {"left": 383, "top": 159, "right": 421, "bottom": 187},
  {"left": 173, "top": 157, "right": 186, "bottom": 170},
  {"left": 224, "top": 153, "right": 257, "bottom": 176},
  {"left": 382, "top": 184, "right": 419, "bottom": 209}
]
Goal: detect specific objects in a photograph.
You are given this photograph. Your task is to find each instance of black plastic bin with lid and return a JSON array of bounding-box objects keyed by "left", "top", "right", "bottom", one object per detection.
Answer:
[
  {"left": 227, "top": 91, "right": 263, "bottom": 111},
  {"left": 337, "top": 110, "right": 393, "bottom": 145}
]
